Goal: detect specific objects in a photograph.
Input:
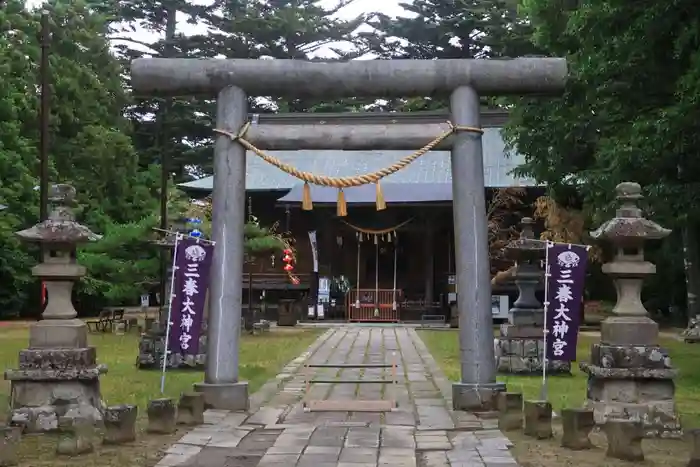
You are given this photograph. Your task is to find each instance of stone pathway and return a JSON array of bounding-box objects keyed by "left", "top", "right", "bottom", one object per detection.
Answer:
[{"left": 157, "top": 327, "right": 519, "bottom": 467}]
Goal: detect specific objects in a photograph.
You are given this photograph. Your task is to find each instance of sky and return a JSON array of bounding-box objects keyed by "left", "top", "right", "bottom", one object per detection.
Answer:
[{"left": 25, "top": 0, "right": 412, "bottom": 57}]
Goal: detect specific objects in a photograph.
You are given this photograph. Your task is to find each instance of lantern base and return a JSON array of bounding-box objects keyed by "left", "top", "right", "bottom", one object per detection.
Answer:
[
  {"left": 29, "top": 319, "right": 88, "bottom": 349},
  {"left": 5, "top": 346, "right": 106, "bottom": 433},
  {"left": 137, "top": 333, "right": 207, "bottom": 370},
  {"left": 580, "top": 325, "right": 681, "bottom": 438},
  {"left": 507, "top": 308, "right": 544, "bottom": 327},
  {"left": 497, "top": 325, "right": 571, "bottom": 375},
  {"left": 601, "top": 316, "right": 659, "bottom": 346}
]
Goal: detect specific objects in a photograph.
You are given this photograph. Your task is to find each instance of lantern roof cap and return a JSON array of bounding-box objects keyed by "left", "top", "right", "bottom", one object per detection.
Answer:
[
  {"left": 504, "top": 217, "right": 546, "bottom": 259},
  {"left": 15, "top": 184, "right": 101, "bottom": 244},
  {"left": 589, "top": 182, "right": 671, "bottom": 243}
]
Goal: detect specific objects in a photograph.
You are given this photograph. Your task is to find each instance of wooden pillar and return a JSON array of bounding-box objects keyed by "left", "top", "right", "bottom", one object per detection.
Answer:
[
  {"left": 321, "top": 210, "right": 335, "bottom": 276},
  {"left": 424, "top": 220, "right": 435, "bottom": 306}
]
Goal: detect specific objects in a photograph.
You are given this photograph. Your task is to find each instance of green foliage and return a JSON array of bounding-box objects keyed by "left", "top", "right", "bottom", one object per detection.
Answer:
[
  {"left": 0, "top": 2, "right": 44, "bottom": 315},
  {"left": 505, "top": 0, "right": 700, "bottom": 225},
  {"left": 77, "top": 216, "right": 159, "bottom": 307},
  {"left": 244, "top": 218, "right": 286, "bottom": 260},
  {"left": 504, "top": 0, "right": 700, "bottom": 310},
  {"left": 0, "top": 1, "right": 163, "bottom": 316}
]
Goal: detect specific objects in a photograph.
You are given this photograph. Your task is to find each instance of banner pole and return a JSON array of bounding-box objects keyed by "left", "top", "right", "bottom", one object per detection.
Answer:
[
  {"left": 160, "top": 233, "right": 182, "bottom": 394},
  {"left": 540, "top": 241, "right": 552, "bottom": 401},
  {"left": 530, "top": 238, "right": 589, "bottom": 250}
]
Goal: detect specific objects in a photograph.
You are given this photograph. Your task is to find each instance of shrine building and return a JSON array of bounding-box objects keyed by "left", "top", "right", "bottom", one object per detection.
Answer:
[{"left": 179, "top": 110, "right": 541, "bottom": 323}]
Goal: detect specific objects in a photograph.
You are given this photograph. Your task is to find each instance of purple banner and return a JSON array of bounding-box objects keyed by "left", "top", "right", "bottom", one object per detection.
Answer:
[
  {"left": 545, "top": 243, "right": 588, "bottom": 361},
  {"left": 168, "top": 236, "right": 214, "bottom": 355}
]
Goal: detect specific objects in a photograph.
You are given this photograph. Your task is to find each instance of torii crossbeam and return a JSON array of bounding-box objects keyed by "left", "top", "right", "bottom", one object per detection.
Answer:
[{"left": 131, "top": 57, "right": 567, "bottom": 411}]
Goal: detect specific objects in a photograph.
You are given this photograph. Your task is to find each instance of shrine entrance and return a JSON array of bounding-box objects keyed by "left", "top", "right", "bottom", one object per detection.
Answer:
[
  {"left": 131, "top": 57, "right": 567, "bottom": 412},
  {"left": 347, "top": 227, "right": 402, "bottom": 322}
]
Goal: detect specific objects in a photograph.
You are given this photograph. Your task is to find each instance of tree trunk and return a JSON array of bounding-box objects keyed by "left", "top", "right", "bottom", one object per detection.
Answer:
[{"left": 682, "top": 225, "right": 700, "bottom": 322}]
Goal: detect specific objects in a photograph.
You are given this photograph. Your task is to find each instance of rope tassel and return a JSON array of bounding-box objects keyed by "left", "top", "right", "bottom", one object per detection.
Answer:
[
  {"left": 376, "top": 181, "right": 386, "bottom": 211},
  {"left": 302, "top": 182, "right": 313, "bottom": 211},
  {"left": 337, "top": 189, "right": 347, "bottom": 217}
]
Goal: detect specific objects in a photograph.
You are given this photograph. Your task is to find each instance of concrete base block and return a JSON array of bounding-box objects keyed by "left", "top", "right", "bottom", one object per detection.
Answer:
[
  {"left": 147, "top": 399, "right": 176, "bottom": 434},
  {"left": 561, "top": 408, "right": 594, "bottom": 450},
  {"left": 0, "top": 426, "right": 20, "bottom": 466},
  {"left": 194, "top": 381, "right": 249, "bottom": 411},
  {"left": 452, "top": 382, "right": 506, "bottom": 412},
  {"left": 177, "top": 392, "right": 205, "bottom": 425},
  {"left": 604, "top": 419, "right": 644, "bottom": 461}
]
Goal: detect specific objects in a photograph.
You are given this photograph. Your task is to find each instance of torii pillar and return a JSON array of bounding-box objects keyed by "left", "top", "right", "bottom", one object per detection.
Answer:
[{"left": 131, "top": 58, "right": 568, "bottom": 411}]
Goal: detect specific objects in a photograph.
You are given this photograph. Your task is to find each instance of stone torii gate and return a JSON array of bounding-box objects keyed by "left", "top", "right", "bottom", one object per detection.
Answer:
[{"left": 131, "top": 58, "right": 567, "bottom": 411}]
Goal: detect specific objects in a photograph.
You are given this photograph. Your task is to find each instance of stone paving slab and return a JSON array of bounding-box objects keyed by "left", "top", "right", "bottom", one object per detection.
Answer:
[{"left": 154, "top": 327, "right": 520, "bottom": 467}]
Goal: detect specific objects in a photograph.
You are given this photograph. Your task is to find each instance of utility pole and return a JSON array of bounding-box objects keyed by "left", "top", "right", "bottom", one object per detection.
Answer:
[
  {"left": 159, "top": 5, "right": 177, "bottom": 306},
  {"left": 38, "top": 9, "right": 51, "bottom": 317},
  {"left": 39, "top": 9, "right": 50, "bottom": 222}
]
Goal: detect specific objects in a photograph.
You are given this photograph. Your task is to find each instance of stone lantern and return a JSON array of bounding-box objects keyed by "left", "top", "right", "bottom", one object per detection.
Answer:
[
  {"left": 497, "top": 217, "right": 570, "bottom": 374},
  {"left": 581, "top": 182, "right": 680, "bottom": 437},
  {"left": 4, "top": 184, "right": 105, "bottom": 432},
  {"left": 137, "top": 217, "right": 206, "bottom": 370}
]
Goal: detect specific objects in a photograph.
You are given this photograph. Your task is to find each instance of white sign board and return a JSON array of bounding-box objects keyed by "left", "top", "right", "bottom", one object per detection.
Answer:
[
  {"left": 491, "top": 295, "right": 509, "bottom": 320},
  {"left": 140, "top": 294, "right": 149, "bottom": 308},
  {"left": 318, "top": 277, "right": 330, "bottom": 295},
  {"left": 308, "top": 231, "right": 319, "bottom": 273}
]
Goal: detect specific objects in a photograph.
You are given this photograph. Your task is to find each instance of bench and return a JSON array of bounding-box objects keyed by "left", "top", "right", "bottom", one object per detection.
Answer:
[
  {"left": 86, "top": 310, "right": 113, "bottom": 333},
  {"left": 86, "top": 309, "right": 126, "bottom": 333}
]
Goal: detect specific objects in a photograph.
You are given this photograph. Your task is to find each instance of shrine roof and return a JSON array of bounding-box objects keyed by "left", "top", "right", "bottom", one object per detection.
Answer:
[{"left": 179, "top": 127, "right": 536, "bottom": 193}]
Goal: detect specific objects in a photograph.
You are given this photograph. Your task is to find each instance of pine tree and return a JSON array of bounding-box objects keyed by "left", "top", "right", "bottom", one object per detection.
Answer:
[
  {"left": 0, "top": 1, "right": 42, "bottom": 314},
  {"left": 98, "top": 0, "right": 215, "bottom": 180},
  {"left": 366, "top": 0, "right": 540, "bottom": 110},
  {"left": 110, "top": 0, "right": 378, "bottom": 181},
  {"left": 0, "top": 1, "right": 164, "bottom": 314},
  {"left": 205, "top": 0, "right": 373, "bottom": 113}
]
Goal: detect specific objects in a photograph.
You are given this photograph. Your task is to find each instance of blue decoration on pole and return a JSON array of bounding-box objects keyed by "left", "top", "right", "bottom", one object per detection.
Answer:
[{"left": 186, "top": 217, "right": 203, "bottom": 238}]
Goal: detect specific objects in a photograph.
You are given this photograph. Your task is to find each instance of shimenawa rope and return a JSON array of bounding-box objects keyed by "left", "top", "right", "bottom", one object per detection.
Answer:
[{"left": 213, "top": 121, "right": 483, "bottom": 216}]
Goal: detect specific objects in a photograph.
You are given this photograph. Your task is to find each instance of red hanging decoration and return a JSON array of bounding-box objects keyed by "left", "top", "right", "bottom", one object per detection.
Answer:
[
  {"left": 282, "top": 254, "right": 292, "bottom": 263},
  {"left": 284, "top": 263, "right": 294, "bottom": 272},
  {"left": 283, "top": 248, "right": 292, "bottom": 255}
]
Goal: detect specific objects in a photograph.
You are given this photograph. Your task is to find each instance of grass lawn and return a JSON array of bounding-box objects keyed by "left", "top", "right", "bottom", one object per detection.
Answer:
[
  {"left": 0, "top": 323, "right": 320, "bottom": 467},
  {"left": 419, "top": 329, "right": 698, "bottom": 467}
]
